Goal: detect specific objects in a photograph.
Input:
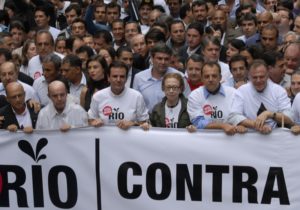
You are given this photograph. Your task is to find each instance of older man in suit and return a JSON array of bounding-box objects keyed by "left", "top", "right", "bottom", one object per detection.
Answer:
[{"left": 0, "top": 82, "right": 38, "bottom": 133}]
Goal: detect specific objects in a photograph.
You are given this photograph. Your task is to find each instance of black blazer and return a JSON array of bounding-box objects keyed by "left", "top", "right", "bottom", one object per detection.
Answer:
[{"left": 0, "top": 102, "right": 39, "bottom": 129}]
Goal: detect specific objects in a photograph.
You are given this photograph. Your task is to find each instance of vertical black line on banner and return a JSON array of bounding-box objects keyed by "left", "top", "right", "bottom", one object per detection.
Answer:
[{"left": 95, "top": 138, "right": 101, "bottom": 210}]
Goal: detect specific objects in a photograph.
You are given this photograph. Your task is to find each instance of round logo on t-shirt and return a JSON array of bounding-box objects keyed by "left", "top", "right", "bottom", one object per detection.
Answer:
[
  {"left": 203, "top": 104, "right": 213, "bottom": 115},
  {"left": 34, "top": 71, "right": 41, "bottom": 79},
  {"left": 103, "top": 106, "right": 112, "bottom": 116},
  {"left": 165, "top": 117, "right": 170, "bottom": 127}
]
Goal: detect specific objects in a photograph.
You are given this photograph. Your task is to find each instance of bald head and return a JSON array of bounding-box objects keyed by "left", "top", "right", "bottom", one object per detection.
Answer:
[
  {"left": 6, "top": 82, "right": 26, "bottom": 113},
  {"left": 48, "top": 80, "right": 68, "bottom": 113},
  {"left": 48, "top": 80, "right": 67, "bottom": 95},
  {"left": 6, "top": 82, "right": 24, "bottom": 97}
]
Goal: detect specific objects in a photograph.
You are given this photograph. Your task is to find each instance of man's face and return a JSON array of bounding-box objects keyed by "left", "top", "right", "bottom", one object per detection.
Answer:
[
  {"left": 106, "top": 7, "right": 120, "bottom": 24},
  {"left": 192, "top": 5, "right": 207, "bottom": 22},
  {"left": 71, "top": 22, "right": 86, "bottom": 37},
  {"left": 291, "top": 74, "right": 300, "bottom": 96},
  {"left": 152, "top": 52, "right": 171, "bottom": 74},
  {"left": 230, "top": 60, "right": 248, "bottom": 83},
  {"left": 202, "top": 42, "right": 220, "bottom": 62},
  {"left": 241, "top": 20, "right": 257, "bottom": 38},
  {"left": 65, "top": 9, "right": 78, "bottom": 26},
  {"left": 139, "top": 5, "right": 152, "bottom": 22},
  {"left": 118, "top": 51, "right": 133, "bottom": 69},
  {"left": 284, "top": 45, "right": 300, "bottom": 71},
  {"left": 108, "top": 67, "right": 127, "bottom": 95},
  {"left": 294, "top": 16, "right": 300, "bottom": 35},
  {"left": 83, "top": 36, "right": 95, "bottom": 49},
  {"left": 125, "top": 23, "right": 139, "bottom": 43},
  {"left": 261, "top": 29, "right": 277, "bottom": 51},
  {"left": 277, "top": 10, "right": 291, "bottom": 31},
  {"left": 112, "top": 22, "right": 125, "bottom": 42},
  {"left": 35, "top": 11, "right": 49, "bottom": 28},
  {"left": 61, "top": 62, "right": 80, "bottom": 84},
  {"left": 257, "top": 13, "right": 272, "bottom": 32},
  {"left": 149, "top": 10, "right": 161, "bottom": 26},
  {"left": 269, "top": 59, "right": 285, "bottom": 84},
  {"left": 131, "top": 35, "right": 147, "bottom": 57},
  {"left": 249, "top": 65, "right": 268, "bottom": 92},
  {"left": 49, "top": 85, "right": 67, "bottom": 112},
  {"left": 6, "top": 85, "right": 25, "bottom": 111},
  {"left": 10, "top": 28, "right": 25, "bottom": 48},
  {"left": 211, "top": 10, "right": 226, "bottom": 29},
  {"left": 202, "top": 64, "right": 221, "bottom": 92},
  {"left": 0, "top": 63, "right": 17, "bottom": 87},
  {"left": 187, "top": 28, "right": 201, "bottom": 50},
  {"left": 42, "top": 61, "right": 59, "bottom": 84},
  {"left": 170, "top": 23, "right": 185, "bottom": 44},
  {"left": 94, "top": 6, "right": 106, "bottom": 23},
  {"left": 167, "top": 0, "right": 181, "bottom": 17},
  {"left": 186, "top": 59, "right": 203, "bottom": 84},
  {"left": 77, "top": 51, "right": 89, "bottom": 70},
  {"left": 3, "top": 36, "right": 14, "bottom": 52},
  {"left": 36, "top": 33, "right": 54, "bottom": 59}
]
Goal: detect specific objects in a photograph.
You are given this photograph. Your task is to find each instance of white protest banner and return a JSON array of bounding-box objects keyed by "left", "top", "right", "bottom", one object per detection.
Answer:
[{"left": 0, "top": 127, "right": 299, "bottom": 210}]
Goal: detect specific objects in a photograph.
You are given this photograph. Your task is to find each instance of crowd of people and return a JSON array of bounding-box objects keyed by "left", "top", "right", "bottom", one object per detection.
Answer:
[{"left": 0, "top": 0, "right": 300, "bottom": 135}]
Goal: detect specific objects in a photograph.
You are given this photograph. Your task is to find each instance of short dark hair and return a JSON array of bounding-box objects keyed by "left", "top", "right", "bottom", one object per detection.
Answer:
[
  {"left": 108, "top": 60, "right": 129, "bottom": 78},
  {"left": 146, "top": 28, "right": 166, "bottom": 43},
  {"left": 150, "top": 43, "right": 172, "bottom": 57},
  {"left": 187, "top": 21, "right": 204, "bottom": 36},
  {"left": 65, "top": 3, "right": 81, "bottom": 16},
  {"left": 186, "top": 54, "right": 204, "bottom": 65},
  {"left": 229, "top": 54, "right": 248, "bottom": 70},
  {"left": 201, "top": 61, "right": 221, "bottom": 76},
  {"left": 62, "top": 54, "right": 82, "bottom": 69},
  {"left": 116, "top": 45, "right": 132, "bottom": 58},
  {"left": 75, "top": 45, "right": 95, "bottom": 58}
]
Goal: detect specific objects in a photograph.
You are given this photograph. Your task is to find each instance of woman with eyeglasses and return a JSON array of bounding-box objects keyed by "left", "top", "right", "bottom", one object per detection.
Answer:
[{"left": 150, "top": 73, "right": 196, "bottom": 132}]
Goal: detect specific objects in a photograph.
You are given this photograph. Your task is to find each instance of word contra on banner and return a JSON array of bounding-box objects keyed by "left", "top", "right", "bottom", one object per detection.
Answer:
[{"left": 118, "top": 162, "right": 289, "bottom": 205}]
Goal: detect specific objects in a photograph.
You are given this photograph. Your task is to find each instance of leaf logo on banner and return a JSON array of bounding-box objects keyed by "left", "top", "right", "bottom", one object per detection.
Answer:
[{"left": 18, "top": 138, "right": 48, "bottom": 163}]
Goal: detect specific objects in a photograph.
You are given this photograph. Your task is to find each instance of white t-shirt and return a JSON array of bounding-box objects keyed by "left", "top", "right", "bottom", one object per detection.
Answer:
[
  {"left": 188, "top": 85, "right": 236, "bottom": 123},
  {"left": 88, "top": 87, "right": 149, "bottom": 125},
  {"left": 228, "top": 80, "right": 293, "bottom": 127},
  {"left": 165, "top": 100, "right": 181, "bottom": 128},
  {"left": 26, "top": 53, "right": 64, "bottom": 80}
]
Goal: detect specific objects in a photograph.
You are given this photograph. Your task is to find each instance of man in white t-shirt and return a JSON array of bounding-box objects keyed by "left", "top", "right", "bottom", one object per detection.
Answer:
[
  {"left": 26, "top": 30, "right": 64, "bottom": 80},
  {"left": 188, "top": 61, "right": 245, "bottom": 135},
  {"left": 228, "top": 59, "right": 294, "bottom": 134},
  {"left": 88, "top": 61, "right": 149, "bottom": 130}
]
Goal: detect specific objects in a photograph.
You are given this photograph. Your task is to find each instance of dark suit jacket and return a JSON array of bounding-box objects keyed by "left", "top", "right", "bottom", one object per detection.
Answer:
[
  {"left": 0, "top": 102, "right": 39, "bottom": 129},
  {"left": 179, "top": 46, "right": 202, "bottom": 62},
  {"left": 130, "top": 67, "right": 142, "bottom": 88}
]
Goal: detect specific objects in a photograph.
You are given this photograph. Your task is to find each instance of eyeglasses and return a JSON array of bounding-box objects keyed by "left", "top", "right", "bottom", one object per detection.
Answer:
[{"left": 165, "top": 86, "right": 180, "bottom": 91}]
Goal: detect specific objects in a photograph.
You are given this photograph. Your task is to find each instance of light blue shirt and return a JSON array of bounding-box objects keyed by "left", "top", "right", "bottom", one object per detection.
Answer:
[{"left": 133, "top": 67, "right": 189, "bottom": 112}]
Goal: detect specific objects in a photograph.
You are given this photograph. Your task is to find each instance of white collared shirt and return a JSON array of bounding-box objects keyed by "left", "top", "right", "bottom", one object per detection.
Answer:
[{"left": 13, "top": 105, "right": 32, "bottom": 128}]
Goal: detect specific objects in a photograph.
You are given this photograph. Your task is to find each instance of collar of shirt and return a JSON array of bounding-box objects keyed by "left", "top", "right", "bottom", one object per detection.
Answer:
[
  {"left": 69, "top": 73, "right": 87, "bottom": 89},
  {"left": 109, "top": 86, "right": 127, "bottom": 97},
  {"left": 187, "top": 45, "right": 201, "bottom": 57},
  {"left": 203, "top": 84, "right": 226, "bottom": 99},
  {"left": 49, "top": 98, "right": 71, "bottom": 118},
  {"left": 12, "top": 104, "right": 28, "bottom": 116},
  {"left": 148, "top": 67, "right": 179, "bottom": 81}
]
